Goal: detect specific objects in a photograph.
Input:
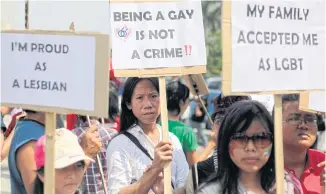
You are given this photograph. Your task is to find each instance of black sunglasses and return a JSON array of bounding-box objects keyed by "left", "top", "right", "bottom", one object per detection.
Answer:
[{"left": 230, "top": 132, "right": 273, "bottom": 148}]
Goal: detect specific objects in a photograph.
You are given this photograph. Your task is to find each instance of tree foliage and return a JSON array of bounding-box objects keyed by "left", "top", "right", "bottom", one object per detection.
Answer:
[{"left": 201, "top": 1, "right": 222, "bottom": 76}]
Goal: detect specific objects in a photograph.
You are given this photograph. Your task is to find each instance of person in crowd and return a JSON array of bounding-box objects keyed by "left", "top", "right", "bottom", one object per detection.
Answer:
[
  {"left": 102, "top": 90, "right": 121, "bottom": 132},
  {"left": 189, "top": 96, "right": 208, "bottom": 146},
  {"left": 281, "top": 94, "right": 326, "bottom": 193},
  {"left": 196, "top": 100, "right": 303, "bottom": 194},
  {"left": 316, "top": 115, "right": 325, "bottom": 152},
  {"left": 8, "top": 110, "right": 102, "bottom": 194},
  {"left": 72, "top": 91, "right": 119, "bottom": 194},
  {"left": 33, "top": 128, "right": 94, "bottom": 194},
  {"left": 0, "top": 108, "right": 26, "bottom": 162},
  {"left": 185, "top": 94, "right": 251, "bottom": 193},
  {"left": 166, "top": 81, "right": 216, "bottom": 166},
  {"left": 0, "top": 106, "right": 12, "bottom": 161},
  {"left": 310, "top": 114, "right": 326, "bottom": 153},
  {"left": 106, "top": 77, "right": 189, "bottom": 194}
]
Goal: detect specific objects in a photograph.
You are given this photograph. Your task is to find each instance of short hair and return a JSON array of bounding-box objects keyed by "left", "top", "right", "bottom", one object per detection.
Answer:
[
  {"left": 211, "top": 94, "right": 251, "bottom": 122},
  {"left": 279, "top": 93, "right": 325, "bottom": 131},
  {"left": 282, "top": 94, "right": 300, "bottom": 104},
  {"left": 24, "top": 109, "right": 38, "bottom": 114}
]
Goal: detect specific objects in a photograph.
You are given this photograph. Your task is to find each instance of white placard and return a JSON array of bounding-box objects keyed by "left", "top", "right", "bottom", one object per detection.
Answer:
[
  {"left": 309, "top": 91, "right": 326, "bottom": 112},
  {"left": 1, "top": 32, "right": 96, "bottom": 111},
  {"left": 1, "top": 1, "right": 25, "bottom": 29},
  {"left": 230, "top": 1, "right": 325, "bottom": 92},
  {"left": 250, "top": 94, "right": 274, "bottom": 114},
  {"left": 110, "top": 1, "right": 206, "bottom": 69},
  {"left": 29, "top": 1, "right": 111, "bottom": 34}
]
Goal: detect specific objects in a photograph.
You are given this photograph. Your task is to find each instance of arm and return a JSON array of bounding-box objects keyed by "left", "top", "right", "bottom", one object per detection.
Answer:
[
  {"left": 196, "top": 141, "right": 216, "bottom": 162},
  {"left": 0, "top": 128, "right": 15, "bottom": 161},
  {"left": 107, "top": 140, "right": 173, "bottom": 194},
  {"left": 118, "top": 166, "right": 161, "bottom": 194},
  {"left": 77, "top": 125, "right": 101, "bottom": 171},
  {"left": 17, "top": 141, "right": 38, "bottom": 194},
  {"left": 0, "top": 131, "right": 4, "bottom": 160},
  {"left": 185, "top": 142, "right": 215, "bottom": 166}
]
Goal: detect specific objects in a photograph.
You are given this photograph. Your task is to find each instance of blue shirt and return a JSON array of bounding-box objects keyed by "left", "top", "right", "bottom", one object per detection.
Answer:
[{"left": 8, "top": 119, "right": 45, "bottom": 194}]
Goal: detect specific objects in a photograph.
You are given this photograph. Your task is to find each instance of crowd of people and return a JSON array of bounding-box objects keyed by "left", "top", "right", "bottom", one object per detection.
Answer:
[{"left": 1, "top": 77, "right": 325, "bottom": 194}]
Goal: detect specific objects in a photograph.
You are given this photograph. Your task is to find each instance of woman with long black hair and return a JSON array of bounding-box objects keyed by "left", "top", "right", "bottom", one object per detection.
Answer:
[
  {"left": 106, "top": 77, "right": 188, "bottom": 194},
  {"left": 196, "top": 100, "right": 303, "bottom": 194}
]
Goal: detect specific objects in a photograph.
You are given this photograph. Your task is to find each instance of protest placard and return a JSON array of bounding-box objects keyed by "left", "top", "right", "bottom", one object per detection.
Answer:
[
  {"left": 109, "top": 1, "right": 206, "bottom": 193},
  {"left": 183, "top": 74, "right": 209, "bottom": 96},
  {"left": 223, "top": 1, "right": 325, "bottom": 94},
  {"left": 1, "top": 1, "right": 25, "bottom": 29},
  {"left": 300, "top": 91, "right": 326, "bottom": 113},
  {"left": 222, "top": 1, "right": 325, "bottom": 193},
  {"left": 1, "top": 30, "right": 109, "bottom": 117},
  {"left": 250, "top": 94, "right": 274, "bottom": 114},
  {"left": 110, "top": 1, "right": 206, "bottom": 77},
  {"left": 29, "top": 1, "right": 111, "bottom": 34}
]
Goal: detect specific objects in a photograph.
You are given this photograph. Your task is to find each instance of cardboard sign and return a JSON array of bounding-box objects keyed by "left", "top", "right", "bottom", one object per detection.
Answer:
[
  {"left": 223, "top": 1, "right": 325, "bottom": 94},
  {"left": 1, "top": 1, "right": 25, "bottom": 29},
  {"left": 1, "top": 30, "right": 109, "bottom": 117},
  {"left": 110, "top": 1, "right": 206, "bottom": 75},
  {"left": 250, "top": 94, "right": 274, "bottom": 114},
  {"left": 300, "top": 91, "right": 326, "bottom": 113},
  {"left": 183, "top": 74, "right": 209, "bottom": 96},
  {"left": 29, "top": 1, "right": 111, "bottom": 34}
]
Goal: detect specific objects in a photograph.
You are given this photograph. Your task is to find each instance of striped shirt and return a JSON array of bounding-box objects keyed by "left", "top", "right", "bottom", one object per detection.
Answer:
[{"left": 73, "top": 121, "right": 118, "bottom": 194}]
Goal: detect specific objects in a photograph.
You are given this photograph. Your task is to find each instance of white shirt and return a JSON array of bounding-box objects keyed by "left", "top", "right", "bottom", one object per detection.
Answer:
[{"left": 106, "top": 124, "right": 189, "bottom": 194}]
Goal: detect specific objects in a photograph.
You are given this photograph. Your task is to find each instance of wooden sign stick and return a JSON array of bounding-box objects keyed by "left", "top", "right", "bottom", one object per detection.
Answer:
[
  {"left": 188, "top": 75, "right": 213, "bottom": 126},
  {"left": 44, "top": 113, "right": 56, "bottom": 194},
  {"left": 158, "top": 77, "right": 172, "bottom": 194},
  {"left": 197, "top": 96, "right": 213, "bottom": 126},
  {"left": 273, "top": 95, "right": 285, "bottom": 194},
  {"left": 25, "top": 0, "right": 56, "bottom": 192},
  {"left": 86, "top": 116, "right": 109, "bottom": 194}
]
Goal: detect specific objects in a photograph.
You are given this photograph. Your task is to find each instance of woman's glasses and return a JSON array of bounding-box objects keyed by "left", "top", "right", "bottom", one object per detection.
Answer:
[{"left": 230, "top": 132, "right": 273, "bottom": 148}]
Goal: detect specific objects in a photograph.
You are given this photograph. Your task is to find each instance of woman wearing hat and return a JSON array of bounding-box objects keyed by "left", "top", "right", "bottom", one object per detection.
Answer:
[{"left": 33, "top": 128, "right": 94, "bottom": 194}]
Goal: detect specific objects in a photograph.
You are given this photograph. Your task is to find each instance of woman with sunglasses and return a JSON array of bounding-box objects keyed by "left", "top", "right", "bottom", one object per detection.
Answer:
[{"left": 197, "top": 100, "right": 303, "bottom": 194}]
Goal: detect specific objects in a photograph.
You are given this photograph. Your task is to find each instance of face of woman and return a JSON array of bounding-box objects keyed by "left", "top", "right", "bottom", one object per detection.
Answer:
[
  {"left": 128, "top": 79, "right": 160, "bottom": 126},
  {"left": 229, "top": 120, "right": 273, "bottom": 174},
  {"left": 54, "top": 161, "right": 84, "bottom": 194}
]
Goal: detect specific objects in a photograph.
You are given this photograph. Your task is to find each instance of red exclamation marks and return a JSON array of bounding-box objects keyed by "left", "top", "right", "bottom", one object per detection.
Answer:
[
  {"left": 184, "top": 45, "right": 192, "bottom": 56},
  {"left": 184, "top": 45, "right": 188, "bottom": 55}
]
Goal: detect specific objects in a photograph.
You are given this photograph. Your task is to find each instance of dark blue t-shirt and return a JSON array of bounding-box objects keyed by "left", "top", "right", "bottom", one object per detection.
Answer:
[{"left": 8, "top": 119, "right": 44, "bottom": 194}]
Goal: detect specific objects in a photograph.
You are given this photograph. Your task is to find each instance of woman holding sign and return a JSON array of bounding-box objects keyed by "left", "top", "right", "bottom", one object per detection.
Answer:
[
  {"left": 106, "top": 77, "right": 189, "bottom": 194},
  {"left": 196, "top": 101, "right": 303, "bottom": 194}
]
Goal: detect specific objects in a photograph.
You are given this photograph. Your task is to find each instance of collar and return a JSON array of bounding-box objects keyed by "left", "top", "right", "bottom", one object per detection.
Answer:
[
  {"left": 285, "top": 149, "right": 316, "bottom": 174},
  {"left": 129, "top": 124, "right": 163, "bottom": 145},
  {"left": 22, "top": 119, "right": 45, "bottom": 127}
]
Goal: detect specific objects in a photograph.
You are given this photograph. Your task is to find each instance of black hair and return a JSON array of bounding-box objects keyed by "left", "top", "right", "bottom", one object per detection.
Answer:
[
  {"left": 108, "top": 90, "right": 120, "bottom": 121},
  {"left": 280, "top": 93, "right": 325, "bottom": 131},
  {"left": 24, "top": 109, "right": 38, "bottom": 114},
  {"left": 120, "top": 77, "right": 159, "bottom": 133},
  {"left": 166, "top": 81, "right": 190, "bottom": 116},
  {"left": 203, "top": 100, "right": 275, "bottom": 193},
  {"left": 33, "top": 167, "right": 44, "bottom": 194},
  {"left": 211, "top": 94, "right": 251, "bottom": 122}
]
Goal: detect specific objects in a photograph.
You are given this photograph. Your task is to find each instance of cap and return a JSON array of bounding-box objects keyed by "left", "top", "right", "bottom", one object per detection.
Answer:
[{"left": 34, "top": 128, "right": 94, "bottom": 169}]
